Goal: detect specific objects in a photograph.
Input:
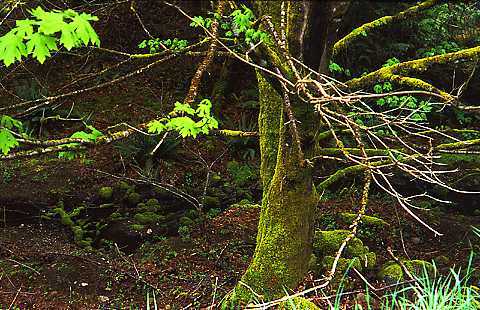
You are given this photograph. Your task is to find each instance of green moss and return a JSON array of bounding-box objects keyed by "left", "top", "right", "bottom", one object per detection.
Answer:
[
  {"left": 203, "top": 195, "right": 220, "bottom": 209},
  {"left": 129, "top": 224, "right": 145, "bottom": 231},
  {"left": 98, "top": 186, "right": 113, "bottom": 202},
  {"left": 358, "top": 252, "right": 377, "bottom": 269},
  {"left": 377, "top": 259, "right": 435, "bottom": 282},
  {"left": 179, "top": 216, "right": 194, "bottom": 227},
  {"left": 278, "top": 297, "right": 320, "bottom": 309},
  {"left": 98, "top": 203, "right": 114, "bottom": 209},
  {"left": 127, "top": 192, "right": 142, "bottom": 207},
  {"left": 313, "top": 230, "right": 368, "bottom": 257},
  {"left": 377, "top": 261, "right": 404, "bottom": 281},
  {"left": 338, "top": 212, "right": 388, "bottom": 228},
  {"left": 184, "top": 209, "right": 199, "bottom": 219},
  {"left": 231, "top": 199, "right": 261, "bottom": 209},
  {"left": 109, "top": 212, "right": 123, "bottom": 221},
  {"left": 321, "top": 255, "right": 361, "bottom": 272},
  {"left": 134, "top": 212, "right": 163, "bottom": 225},
  {"left": 403, "top": 259, "right": 435, "bottom": 276},
  {"left": 117, "top": 180, "right": 131, "bottom": 192}
]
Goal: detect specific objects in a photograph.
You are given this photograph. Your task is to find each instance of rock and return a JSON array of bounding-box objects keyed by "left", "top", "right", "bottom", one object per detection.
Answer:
[
  {"left": 98, "top": 187, "right": 113, "bottom": 202},
  {"left": 377, "top": 259, "right": 435, "bottom": 282},
  {"left": 134, "top": 212, "right": 163, "bottom": 225},
  {"left": 203, "top": 196, "right": 220, "bottom": 209},
  {"left": 338, "top": 212, "right": 389, "bottom": 228},
  {"left": 313, "top": 230, "right": 368, "bottom": 257},
  {"left": 127, "top": 192, "right": 142, "bottom": 207},
  {"left": 433, "top": 255, "right": 450, "bottom": 266},
  {"left": 178, "top": 216, "right": 194, "bottom": 227},
  {"left": 100, "top": 222, "right": 142, "bottom": 254},
  {"left": 377, "top": 261, "right": 403, "bottom": 282}
]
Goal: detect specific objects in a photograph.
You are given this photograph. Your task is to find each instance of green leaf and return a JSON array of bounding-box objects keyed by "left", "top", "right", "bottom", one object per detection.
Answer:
[
  {"left": 15, "top": 19, "right": 34, "bottom": 38},
  {"left": 0, "top": 30, "right": 26, "bottom": 66},
  {"left": 0, "top": 128, "right": 19, "bottom": 155},
  {"left": 173, "top": 102, "right": 196, "bottom": 115},
  {"left": 36, "top": 10, "right": 67, "bottom": 35},
  {"left": 376, "top": 98, "right": 386, "bottom": 106},
  {"left": 1, "top": 115, "right": 22, "bottom": 131},
  {"left": 373, "top": 84, "right": 383, "bottom": 94},
  {"left": 70, "top": 13, "right": 100, "bottom": 46},
  {"left": 382, "top": 82, "right": 393, "bottom": 92},
  {"left": 147, "top": 120, "right": 166, "bottom": 134},
  {"left": 26, "top": 32, "right": 58, "bottom": 64},
  {"left": 60, "top": 23, "right": 77, "bottom": 50}
]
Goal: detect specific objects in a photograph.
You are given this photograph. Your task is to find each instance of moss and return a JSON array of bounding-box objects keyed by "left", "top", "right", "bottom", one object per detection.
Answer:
[
  {"left": 338, "top": 212, "right": 388, "bottom": 228},
  {"left": 377, "top": 261, "right": 404, "bottom": 282},
  {"left": 179, "top": 216, "right": 194, "bottom": 227},
  {"left": 278, "top": 297, "right": 320, "bottom": 309},
  {"left": 321, "top": 255, "right": 362, "bottom": 272},
  {"left": 231, "top": 199, "right": 261, "bottom": 209},
  {"left": 377, "top": 259, "right": 435, "bottom": 282},
  {"left": 98, "top": 203, "right": 114, "bottom": 209},
  {"left": 127, "top": 192, "right": 142, "bottom": 207},
  {"left": 184, "top": 209, "right": 199, "bottom": 219},
  {"left": 98, "top": 186, "right": 113, "bottom": 202},
  {"left": 117, "top": 180, "right": 131, "bottom": 192},
  {"left": 358, "top": 252, "right": 377, "bottom": 269},
  {"left": 203, "top": 195, "right": 220, "bottom": 209},
  {"left": 403, "top": 259, "right": 435, "bottom": 276},
  {"left": 433, "top": 255, "right": 450, "bottom": 266},
  {"left": 129, "top": 224, "right": 145, "bottom": 231},
  {"left": 109, "top": 212, "right": 122, "bottom": 221},
  {"left": 134, "top": 212, "right": 163, "bottom": 225},
  {"left": 313, "top": 230, "right": 368, "bottom": 257}
]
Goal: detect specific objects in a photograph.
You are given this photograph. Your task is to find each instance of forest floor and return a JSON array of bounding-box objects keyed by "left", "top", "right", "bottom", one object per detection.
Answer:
[{"left": 1, "top": 184, "right": 479, "bottom": 309}]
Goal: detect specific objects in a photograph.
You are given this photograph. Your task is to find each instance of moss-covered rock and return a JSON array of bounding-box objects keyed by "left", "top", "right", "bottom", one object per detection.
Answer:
[
  {"left": 145, "top": 198, "right": 162, "bottom": 212},
  {"left": 377, "top": 261, "right": 404, "bottom": 282},
  {"left": 278, "top": 297, "right": 320, "bottom": 309},
  {"left": 313, "top": 230, "right": 368, "bottom": 257},
  {"left": 184, "top": 208, "right": 199, "bottom": 219},
  {"left": 203, "top": 195, "right": 220, "bottom": 209},
  {"left": 98, "top": 186, "right": 113, "bottom": 202},
  {"left": 357, "top": 252, "right": 377, "bottom": 269},
  {"left": 321, "top": 255, "right": 362, "bottom": 272},
  {"left": 129, "top": 224, "right": 145, "bottom": 232},
  {"left": 109, "top": 212, "right": 123, "bottom": 221},
  {"left": 179, "top": 216, "right": 194, "bottom": 227},
  {"left": 377, "top": 259, "right": 435, "bottom": 282},
  {"left": 338, "top": 212, "right": 389, "bottom": 228},
  {"left": 127, "top": 192, "right": 142, "bottom": 207},
  {"left": 134, "top": 212, "right": 163, "bottom": 225}
]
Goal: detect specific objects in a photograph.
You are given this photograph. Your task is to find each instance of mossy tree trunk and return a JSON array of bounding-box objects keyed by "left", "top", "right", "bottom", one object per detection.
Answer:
[{"left": 228, "top": 1, "right": 322, "bottom": 303}]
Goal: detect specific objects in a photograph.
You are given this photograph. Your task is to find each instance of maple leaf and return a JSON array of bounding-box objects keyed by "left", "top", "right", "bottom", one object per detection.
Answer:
[
  {"left": 26, "top": 32, "right": 57, "bottom": 64},
  {"left": 148, "top": 120, "right": 166, "bottom": 134},
  {"left": 0, "top": 30, "right": 26, "bottom": 66},
  {"left": 71, "top": 13, "right": 100, "bottom": 46},
  {"left": 0, "top": 129, "right": 19, "bottom": 155}
]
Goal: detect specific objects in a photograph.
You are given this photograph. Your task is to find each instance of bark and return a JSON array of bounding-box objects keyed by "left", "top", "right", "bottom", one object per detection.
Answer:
[{"left": 225, "top": 1, "right": 319, "bottom": 304}]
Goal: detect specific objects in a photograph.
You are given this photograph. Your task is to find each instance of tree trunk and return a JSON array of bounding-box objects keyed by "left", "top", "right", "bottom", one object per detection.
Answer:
[{"left": 227, "top": 1, "right": 319, "bottom": 303}]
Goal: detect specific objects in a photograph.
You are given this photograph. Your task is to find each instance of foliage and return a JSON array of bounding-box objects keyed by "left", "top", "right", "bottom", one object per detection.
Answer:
[
  {"left": 147, "top": 99, "right": 218, "bottom": 138},
  {"left": 58, "top": 124, "right": 103, "bottom": 160},
  {"left": 0, "top": 6, "right": 99, "bottom": 66},
  {"left": 138, "top": 38, "right": 188, "bottom": 53},
  {"left": 0, "top": 115, "right": 23, "bottom": 155},
  {"left": 190, "top": 4, "right": 267, "bottom": 46}
]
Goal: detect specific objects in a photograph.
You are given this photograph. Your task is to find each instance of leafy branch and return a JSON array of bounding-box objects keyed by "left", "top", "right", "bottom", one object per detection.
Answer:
[{"left": 0, "top": 6, "right": 99, "bottom": 66}]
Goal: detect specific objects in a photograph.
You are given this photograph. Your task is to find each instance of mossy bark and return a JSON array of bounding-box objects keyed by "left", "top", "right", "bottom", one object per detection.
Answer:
[{"left": 226, "top": 1, "right": 319, "bottom": 304}]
